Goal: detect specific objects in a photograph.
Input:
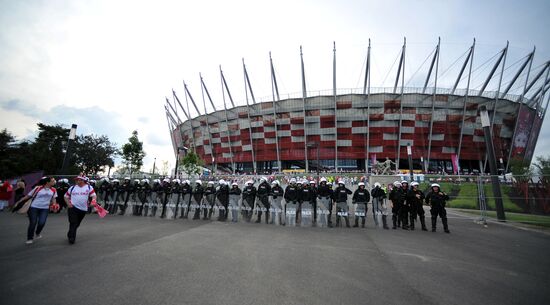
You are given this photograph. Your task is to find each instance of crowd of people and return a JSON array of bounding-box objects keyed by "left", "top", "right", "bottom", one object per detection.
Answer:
[{"left": 1, "top": 174, "right": 451, "bottom": 245}]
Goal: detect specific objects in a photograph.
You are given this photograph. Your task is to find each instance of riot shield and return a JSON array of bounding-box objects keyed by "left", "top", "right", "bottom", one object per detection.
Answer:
[
  {"left": 336, "top": 202, "right": 349, "bottom": 227},
  {"left": 155, "top": 194, "right": 165, "bottom": 219},
  {"left": 285, "top": 201, "right": 297, "bottom": 227},
  {"left": 110, "top": 190, "right": 120, "bottom": 214},
  {"left": 301, "top": 201, "right": 313, "bottom": 227},
  {"left": 354, "top": 203, "right": 366, "bottom": 218},
  {"left": 164, "top": 193, "right": 176, "bottom": 219},
  {"left": 242, "top": 199, "right": 253, "bottom": 222},
  {"left": 124, "top": 192, "right": 136, "bottom": 216},
  {"left": 270, "top": 197, "right": 283, "bottom": 225},
  {"left": 191, "top": 197, "right": 201, "bottom": 219},
  {"left": 317, "top": 196, "right": 331, "bottom": 228},
  {"left": 180, "top": 194, "right": 191, "bottom": 219},
  {"left": 228, "top": 194, "right": 240, "bottom": 222},
  {"left": 149, "top": 192, "right": 158, "bottom": 217}
]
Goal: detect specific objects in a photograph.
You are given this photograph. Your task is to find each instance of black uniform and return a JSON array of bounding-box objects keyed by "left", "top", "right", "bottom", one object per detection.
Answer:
[
  {"left": 242, "top": 184, "right": 256, "bottom": 222},
  {"left": 407, "top": 187, "right": 427, "bottom": 231},
  {"left": 352, "top": 186, "right": 370, "bottom": 227},
  {"left": 192, "top": 184, "right": 204, "bottom": 220},
  {"left": 388, "top": 186, "right": 401, "bottom": 229},
  {"left": 333, "top": 185, "right": 352, "bottom": 227},
  {"left": 256, "top": 181, "right": 271, "bottom": 223},
  {"left": 56, "top": 182, "right": 69, "bottom": 213},
  {"left": 99, "top": 181, "right": 110, "bottom": 210},
  {"left": 425, "top": 188, "right": 450, "bottom": 233},
  {"left": 180, "top": 183, "right": 193, "bottom": 218},
  {"left": 150, "top": 181, "right": 161, "bottom": 216},
  {"left": 309, "top": 183, "right": 318, "bottom": 224},
  {"left": 316, "top": 182, "right": 333, "bottom": 226},
  {"left": 160, "top": 181, "right": 173, "bottom": 218},
  {"left": 204, "top": 184, "right": 216, "bottom": 220},
  {"left": 216, "top": 184, "right": 230, "bottom": 221},
  {"left": 398, "top": 185, "right": 410, "bottom": 229},
  {"left": 138, "top": 182, "right": 151, "bottom": 216},
  {"left": 371, "top": 185, "right": 389, "bottom": 229}
]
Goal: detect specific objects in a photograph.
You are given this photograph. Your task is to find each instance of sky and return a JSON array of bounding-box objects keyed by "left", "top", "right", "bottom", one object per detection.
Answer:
[{"left": 1, "top": 0, "right": 549, "bottom": 173}]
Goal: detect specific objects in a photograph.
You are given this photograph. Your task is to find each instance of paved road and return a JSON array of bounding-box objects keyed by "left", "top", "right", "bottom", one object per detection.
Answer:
[{"left": 1, "top": 210, "right": 549, "bottom": 305}]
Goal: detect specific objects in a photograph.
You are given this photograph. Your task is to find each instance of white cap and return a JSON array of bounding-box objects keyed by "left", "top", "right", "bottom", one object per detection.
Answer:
[
  {"left": 358, "top": 182, "right": 365, "bottom": 186},
  {"left": 101, "top": 177, "right": 109, "bottom": 182},
  {"left": 393, "top": 181, "right": 401, "bottom": 187},
  {"left": 320, "top": 177, "right": 327, "bottom": 182},
  {"left": 163, "top": 178, "right": 170, "bottom": 183},
  {"left": 208, "top": 181, "right": 214, "bottom": 185},
  {"left": 260, "top": 177, "right": 267, "bottom": 182},
  {"left": 338, "top": 179, "right": 344, "bottom": 184},
  {"left": 232, "top": 182, "right": 238, "bottom": 186},
  {"left": 246, "top": 180, "right": 253, "bottom": 185},
  {"left": 290, "top": 178, "right": 296, "bottom": 183},
  {"left": 401, "top": 180, "right": 408, "bottom": 185},
  {"left": 411, "top": 181, "right": 419, "bottom": 187},
  {"left": 134, "top": 179, "right": 140, "bottom": 183},
  {"left": 153, "top": 179, "right": 160, "bottom": 184},
  {"left": 90, "top": 180, "right": 96, "bottom": 184},
  {"left": 141, "top": 179, "right": 150, "bottom": 184},
  {"left": 184, "top": 180, "right": 190, "bottom": 184},
  {"left": 374, "top": 182, "right": 381, "bottom": 187},
  {"left": 195, "top": 180, "right": 202, "bottom": 184},
  {"left": 309, "top": 180, "right": 315, "bottom": 185},
  {"left": 124, "top": 177, "right": 131, "bottom": 180},
  {"left": 219, "top": 179, "right": 225, "bottom": 185},
  {"left": 113, "top": 179, "right": 120, "bottom": 183},
  {"left": 271, "top": 180, "right": 278, "bottom": 185},
  {"left": 173, "top": 179, "right": 181, "bottom": 183},
  {"left": 431, "top": 183, "right": 440, "bottom": 188}
]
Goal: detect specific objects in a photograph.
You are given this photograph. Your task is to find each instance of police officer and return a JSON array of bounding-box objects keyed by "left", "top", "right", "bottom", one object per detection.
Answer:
[
  {"left": 118, "top": 177, "right": 132, "bottom": 215},
  {"left": 216, "top": 180, "right": 230, "bottom": 221},
  {"left": 407, "top": 181, "right": 427, "bottom": 231},
  {"left": 204, "top": 181, "right": 216, "bottom": 220},
  {"left": 284, "top": 178, "right": 299, "bottom": 226},
  {"left": 242, "top": 180, "right": 256, "bottom": 222},
  {"left": 309, "top": 180, "right": 318, "bottom": 225},
  {"left": 98, "top": 178, "right": 110, "bottom": 210},
  {"left": 371, "top": 182, "right": 389, "bottom": 229},
  {"left": 159, "top": 178, "right": 172, "bottom": 218},
  {"left": 109, "top": 179, "right": 121, "bottom": 214},
  {"left": 138, "top": 179, "right": 151, "bottom": 216},
  {"left": 170, "top": 179, "right": 182, "bottom": 219},
  {"left": 316, "top": 177, "right": 333, "bottom": 227},
  {"left": 256, "top": 177, "right": 271, "bottom": 224},
  {"left": 398, "top": 181, "right": 410, "bottom": 230},
  {"left": 228, "top": 182, "right": 241, "bottom": 222},
  {"left": 192, "top": 180, "right": 205, "bottom": 220},
  {"left": 56, "top": 178, "right": 70, "bottom": 213},
  {"left": 333, "top": 180, "right": 352, "bottom": 228},
  {"left": 180, "top": 180, "right": 193, "bottom": 219},
  {"left": 425, "top": 183, "right": 450, "bottom": 233},
  {"left": 352, "top": 182, "right": 370, "bottom": 228},
  {"left": 389, "top": 181, "right": 401, "bottom": 229},
  {"left": 270, "top": 180, "right": 284, "bottom": 225},
  {"left": 149, "top": 179, "right": 161, "bottom": 216},
  {"left": 299, "top": 180, "right": 315, "bottom": 226}
]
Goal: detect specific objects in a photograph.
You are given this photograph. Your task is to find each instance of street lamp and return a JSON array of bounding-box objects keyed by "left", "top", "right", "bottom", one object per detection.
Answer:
[
  {"left": 480, "top": 106, "right": 505, "bottom": 221},
  {"left": 307, "top": 142, "right": 320, "bottom": 182},
  {"left": 61, "top": 124, "right": 77, "bottom": 174},
  {"left": 152, "top": 158, "right": 156, "bottom": 176}
]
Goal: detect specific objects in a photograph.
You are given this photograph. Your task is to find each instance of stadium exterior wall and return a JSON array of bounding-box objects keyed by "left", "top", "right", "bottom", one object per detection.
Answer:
[{"left": 170, "top": 89, "right": 542, "bottom": 173}]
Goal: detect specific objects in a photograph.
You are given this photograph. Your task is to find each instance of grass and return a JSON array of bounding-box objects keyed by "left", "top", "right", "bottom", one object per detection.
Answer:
[{"left": 458, "top": 209, "right": 550, "bottom": 228}]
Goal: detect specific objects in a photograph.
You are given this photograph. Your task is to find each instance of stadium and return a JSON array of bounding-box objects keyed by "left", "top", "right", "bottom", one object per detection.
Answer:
[{"left": 164, "top": 41, "right": 549, "bottom": 174}]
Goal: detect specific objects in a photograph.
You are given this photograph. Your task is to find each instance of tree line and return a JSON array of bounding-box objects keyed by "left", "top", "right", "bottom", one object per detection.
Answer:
[{"left": 0, "top": 123, "right": 146, "bottom": 178}]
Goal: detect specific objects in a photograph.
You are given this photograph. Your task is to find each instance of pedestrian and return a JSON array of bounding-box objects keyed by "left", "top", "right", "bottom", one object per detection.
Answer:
[
  {"left": 13, "top": 179, "right": 26, "bottom": 206},
  {"left": 64, "top": 175, "right": 97, "bottom": 244},
  {"left": 0, "top": 180, "right": 13, "bottom": 211},
  {"left": 192, "top": 180, "right": 205, "bottom": 220},
  {"left": 371, "top": 182, "right": 389, "bottom": 229},
  {"left": 56, "top": 179, "right": 70, "bottom": 213},
  {"left": 283, "top": 178, "right": 299, "bottom": 226},
  {"left": 425, "top": 183, "right": 450, "bottom": 233},
  {"left": 316, "top": 177, "right": 333, "bottom": 227},
  {"left": 241, "top": 180, "right": 256, "bottom": 222},
  {"left": 216, "top": 180, "right": 230, "bottom": 221},
  {"left": 255, "top": 177, "right": 271, "bottom": 223},
  {"left": 398, "top": 181, "right": 410, "bottom": 230},
  {"left": 14, "top": 176, "right": 58, "bottom": 244}
]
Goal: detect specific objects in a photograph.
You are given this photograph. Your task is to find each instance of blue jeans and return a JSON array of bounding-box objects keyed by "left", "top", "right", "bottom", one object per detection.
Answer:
[{"left": 27, "top": 207, "right": 49, "bottom": 240}]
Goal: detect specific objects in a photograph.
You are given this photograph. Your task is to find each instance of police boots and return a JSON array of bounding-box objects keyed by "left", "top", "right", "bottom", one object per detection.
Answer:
[
  {"left": 353, "top": 217, "right": 359, "bottom": 227},
  {"left": 392, "top": 215, "right": 397, "bottom": 229},
  {"left": 409, "top": 216, "right": 415, "bottom": 230},
  {"left": 431, "top": 217, "right": 437, "bottom": 232},
  {"left": 442, "top": 217, "right": 450, "bottom": 233}
]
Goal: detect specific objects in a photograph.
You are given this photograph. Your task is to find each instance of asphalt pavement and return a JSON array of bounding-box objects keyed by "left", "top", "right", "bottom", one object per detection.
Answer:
[{"left": 1, "top": 209, "right": 549, "bottom": 305}]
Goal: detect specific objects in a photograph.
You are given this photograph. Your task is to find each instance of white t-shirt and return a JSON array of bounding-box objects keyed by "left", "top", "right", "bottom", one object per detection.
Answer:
[
  {"left": 65, "top": 184, "right": 96, "bottom": 211},
  {"left": 28, "top": 186, "right": 57, "bottom": 209}
]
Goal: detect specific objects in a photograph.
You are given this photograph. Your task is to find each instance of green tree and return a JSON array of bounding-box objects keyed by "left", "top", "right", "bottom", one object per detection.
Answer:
[
  {"left": 121, "top": 130, "right": 146, "bottom": 174},
  {"left": 0, "top": 129, "right": 18, "bottom": 177},
  {"left": 533, "top": 156, "right": 550, "bottom": 184},
  {"left": 180, "top": 151, "right": 203, "bottom": 177},
  {"left": 73, "top": 134, "right": 118, "bottom": 175},
  {"left": 30, "top": 123, "right": 73, "bottom": 175}
]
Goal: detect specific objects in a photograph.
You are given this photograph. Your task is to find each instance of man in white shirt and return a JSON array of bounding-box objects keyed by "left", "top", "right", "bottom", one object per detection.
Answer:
[{"left": 64, "top": 175, "right": 97, "bottom": 244}]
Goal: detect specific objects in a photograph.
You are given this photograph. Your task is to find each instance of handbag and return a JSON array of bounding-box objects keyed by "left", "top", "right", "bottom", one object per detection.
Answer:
[{"left": 15, "top": 186, "right": 46, "bottom": 214}]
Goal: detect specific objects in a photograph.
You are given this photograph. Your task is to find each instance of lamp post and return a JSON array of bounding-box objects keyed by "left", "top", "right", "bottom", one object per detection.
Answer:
[
  {"left": 407, "top": 144, "right": 414, "bottom": 182},
  {"left": 480, "top": 106, "right": 505, "bottom": 221},
  {"left": 152, "top": 158, "right": 156, "bottom": 177},
  {"left": 307, "top": 142, "right": 320, "bottom": 182},
  {"left": 61, "top": 124, "right": 77, "bottom": 174}
]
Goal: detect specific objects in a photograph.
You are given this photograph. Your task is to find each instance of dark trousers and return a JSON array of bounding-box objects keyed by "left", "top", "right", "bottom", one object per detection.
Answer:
[
  {"left": 67, "top": 207, "right": 87, "bottom": 241},
  {"left": 27, "top": 207, "right": 49, "bottom": 240}
]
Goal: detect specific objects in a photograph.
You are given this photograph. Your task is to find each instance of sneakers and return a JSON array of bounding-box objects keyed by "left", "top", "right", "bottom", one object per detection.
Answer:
[
  {"left": 68, "top": 238, "right": 75, "bottom": 244},
  {"left": 35, "top": 234, "right": 43, "bottom": 240},
  {"left": 25, "top": 239, "right": 33, "bottom": 245}
]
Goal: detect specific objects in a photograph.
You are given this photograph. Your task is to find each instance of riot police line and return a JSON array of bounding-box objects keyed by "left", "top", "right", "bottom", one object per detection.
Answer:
[{"left": 72, "top": 176, "right": 450, "bottom": 232}]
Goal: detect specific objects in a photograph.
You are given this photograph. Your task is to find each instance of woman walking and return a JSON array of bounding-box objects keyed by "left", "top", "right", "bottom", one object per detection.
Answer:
[
  {"left": 64, "top": 176, "right": 97, "bottom": 244},
  {"left": 14, "top": 177, "right": 58, "bottom": 244}
]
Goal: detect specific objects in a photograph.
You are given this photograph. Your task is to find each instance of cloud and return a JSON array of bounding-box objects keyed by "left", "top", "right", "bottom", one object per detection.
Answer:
[{"left": 138, "top": 116, "right": 149, "bottom": 124}]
